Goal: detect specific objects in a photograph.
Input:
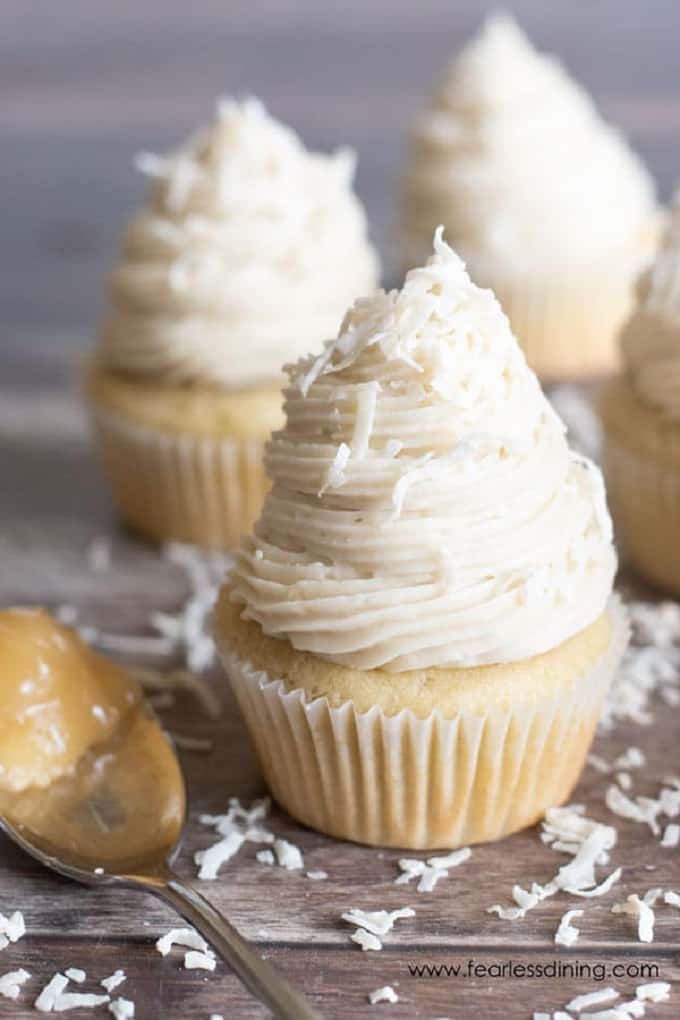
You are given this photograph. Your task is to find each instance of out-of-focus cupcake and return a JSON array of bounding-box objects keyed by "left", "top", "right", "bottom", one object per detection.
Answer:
[
  {"left": 215, "top": 230, "right": 626, "bottom": 850},
  {"left": 601, "top": 192, "right": 680, "bottom": 592},
  {"left": 399, "top": 15, "right": 660, "bottom": 380},
  {"left": 87, "top": 98, "right": 379, "bottom": 550}
]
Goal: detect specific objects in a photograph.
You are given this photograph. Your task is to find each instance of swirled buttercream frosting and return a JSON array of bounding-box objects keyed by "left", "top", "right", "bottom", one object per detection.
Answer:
[
  {"left": 230, "top": 230, "right": 617, "bottom": 672},
  {"left": 98, "top": 98, "right": 379, "bottom": 389},
  {"left": 401, "top": 15, "right": 657, "bottom": 269},
  {"left": 621, "top": 191, "right": 680, "bottom": 419}
]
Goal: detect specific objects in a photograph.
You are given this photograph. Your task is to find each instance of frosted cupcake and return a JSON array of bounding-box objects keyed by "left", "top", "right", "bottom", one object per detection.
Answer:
[
  {"left": 400, "top": 15, "right": 659, "bottom": 380},
  {"left": 216, "top": 230, "right": 627, "bottom": 850},
  {"left": 87, "top": 98, "right": 379, "bottom": 549},
  {"left": 601, "top": 193, "right": 680, "bottom": 592}
]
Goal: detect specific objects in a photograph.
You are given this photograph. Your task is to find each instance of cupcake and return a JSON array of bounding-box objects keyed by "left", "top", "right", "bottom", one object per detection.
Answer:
[
  {"left": 87, "top": 98, "right": 379, "bottom": 549},
  {"left": 399, "top": 15, "right": 660, "bottom": 380},
  {"left": 215, "top": 230, "right": 627, "bottom": 850},
  {"left": 601, "top": 192, "right": 680, "bottom": 593}
]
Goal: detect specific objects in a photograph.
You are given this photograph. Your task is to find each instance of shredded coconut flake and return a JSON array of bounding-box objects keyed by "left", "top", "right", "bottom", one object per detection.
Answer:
[
  {"left": 368, "top": 985, "right": 399, "bottom": 1004},
  {"left": 351, "top": 928, "right": 382, "bottom": 951},
  {"left": 101, "top": 972, "right": 126, "bottom": 994},
  {"left": 555, "top": 908, "right": 584, "bottom": 947},
  {"left": 273, "top": 838, "right": 304, "bottom": 871},
  {"left": 661, "top": 823, "right": 680, "bottom": 848},
  {"left": 184, "top": 951, "right": 216, "bottom": 972},
  {"left": 636, "top": 982, "right": 670, "bottom": 1002},
  {"left": 306, "top": 870, "right": 328, "bottom": 881},
  {"left": 108, "top": 999, "right": 134, "bottom": 1020},
  {"left": 63, "top": 970, "right": 85, "bottom": 984},
  {"left": 0, "top": 910, "right": 25, "bottom": 947},
  {"left": 0, "top": 969, "right": 30, "bottom": 1000},
  {"left": 566, "top": 987, "right": 620, "bottom": 1012},
  {"left": 342, "top": 907, "right": 415, "bottom": 938},
  {"left": 156, "top": 927, "right": 209, "bottom": 957},
  {"left": 611, "top": 894, "right": 655, "bottom": 942}
]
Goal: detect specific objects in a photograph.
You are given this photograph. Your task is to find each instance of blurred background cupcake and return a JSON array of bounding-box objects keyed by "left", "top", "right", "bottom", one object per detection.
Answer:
[
  {"left": 217, "top": 232, "right": 625, "bottom": 850},
  {"left": 399, "top": 14, "right": 661, "bottom": 381},
  {"left": 87, "top": 97, "right": 379, "bottom": 550},
  {"left": 601, "top": 190, "right": 680, "bottom": 593}
]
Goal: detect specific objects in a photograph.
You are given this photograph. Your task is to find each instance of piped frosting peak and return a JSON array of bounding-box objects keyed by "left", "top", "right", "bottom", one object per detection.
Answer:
[
  {"left": 98, "top": 97, "right": 379, "bottom": 389},
  {"left": 231, "top": 232, "right": 616, "bottom": 672},
  {"left": 401, "top": 14, "right": 657, "bottom": 267}
]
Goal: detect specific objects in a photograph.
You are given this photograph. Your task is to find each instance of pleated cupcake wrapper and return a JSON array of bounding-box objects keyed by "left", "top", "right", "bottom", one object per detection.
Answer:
[
  {"left": 90, "top": 406, "right": 268, "bottom": 550},
  {"left": 488, "top": 267, "right": 638, "bottom": 381},
  {"left": 605, "top": 432, "right": 680, "bottom": 593},
  {"left": 218, "top": 597, "right": 629, "bottom": 850}
]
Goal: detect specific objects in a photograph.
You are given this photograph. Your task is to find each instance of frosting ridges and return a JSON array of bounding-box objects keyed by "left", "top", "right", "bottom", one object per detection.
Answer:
[
  {"left": 98, "top": 98, "right": 379, "bottom": 389},
  {"left": 231, "top": 231, "right": 616, "bottom": 671}
]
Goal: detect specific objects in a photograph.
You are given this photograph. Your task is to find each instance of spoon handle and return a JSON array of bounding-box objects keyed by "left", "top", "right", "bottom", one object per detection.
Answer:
[{"left": 144, "top": 873, "right": 323, "bottom": 1020}]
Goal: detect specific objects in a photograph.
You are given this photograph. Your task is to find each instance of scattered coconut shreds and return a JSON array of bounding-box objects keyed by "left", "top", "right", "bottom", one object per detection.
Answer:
[
  {"left": 101, "top": 971, "right": 126, "bottom": 994},
  {"left": 155, "top": 927, "right": 210, "bottom": 958},
  {"left": 108, "top": 999, "right": 134, "bottom": 1020},
  {"left": 273, "top": 838, "right": 304, "bottom": 871},
  {"left": 605, "top": 780, "right": 680, "bottom": 836},
  {"left": 661, "top": 823, "right": 680, "bottom": 848},
  {"left": 306, "top": 870, "right": 328, "bottom": 881},
  {"left": 611, "top": 894, "right": 655, "bottom": 943},
  {"left": 35, "top": 975, "right": 69, "bottom": 1013},
  {"left": 184, "top": 951, "right": 216, "bottom": 972},
  {"left": 159, "top": 542, "right": 233, "bottom": 675},
  {"left": 566, "top": 987, "right": 620, "bottom": 1012},
  {"left": 600, "top": 601, "right": 680, "bottom": 730},
  {"left": 256, "top": 849, "right": 275, "bottom": 866},
  {"left": 342, "top": 907, "right": 416, "bottom": 937},
  {"left": 0, "top": 910, "right": 25, "bottom": 949},
  {"left": 636, "top": 982, "right": 671, "bottom": 1003},
  {"left": 490, "top": 810, "right": 619, "bottom": 920},
  {"left": 35, "top": 972, "right": 110, "bottom": 1013},
  {"left": 64, "top": 969, "right": 86, "bottom": 984},
  {"left": 554, "top": 908, "right": 584, "bottom": 948},
  {"left": 617, "top": 772, "right": 633, "bottom": 791},
  {"left": 350, "top": 929, "right": 382, "bottom": 952},
  {"left": 396, "top": 847, "right": 471, "bottom": 892},
  {"left": 0, "top": 969, "right": 30, "bottom": 1001},
  {"left": 169, "top": 733, "right": 214, "bottom": 753},
  {"left": 196, "top": 797, "right": 275, "bottom": 880},
  {"left": 663, "top": 890, "right": 680, "bottom": 907},
  {"left": 368, "top": 985, "right": 399, "bottom": 1005}
]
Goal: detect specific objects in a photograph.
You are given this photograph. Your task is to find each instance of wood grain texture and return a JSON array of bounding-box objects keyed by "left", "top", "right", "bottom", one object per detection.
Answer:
[
  {"left": 2, "top": 0, "right": 680, "bottom": 342},
  {"left": 0, "top": 348, "right": 679, "bottom": 1017}
]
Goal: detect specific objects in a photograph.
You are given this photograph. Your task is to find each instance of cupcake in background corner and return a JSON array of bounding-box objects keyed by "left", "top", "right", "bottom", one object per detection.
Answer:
[
  {"left": 399, "top": 14, "right": 660, "bottom": 380},
  {"left": 87, "top": 97, "right": 379, "bottom": 550},
  {"left": 601, "top": 190, "right": 680, "bottom": 593},
  {"left": 215, "top": 229, "right": 627, "bottom": 850}
]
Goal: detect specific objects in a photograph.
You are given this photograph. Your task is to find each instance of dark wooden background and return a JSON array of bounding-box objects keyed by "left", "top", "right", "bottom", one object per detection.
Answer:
[
  {"left": 2, "top": 0, "right": 680, "bottom": 352},
  {"left": 1, "top": 3, "right": 680, "bottom": 1018}
]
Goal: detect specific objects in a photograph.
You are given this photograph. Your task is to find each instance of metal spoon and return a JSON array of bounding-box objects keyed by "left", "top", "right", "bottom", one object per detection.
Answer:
[{"left": 0, "top": 706, "right": 321, "bottom": 1020}]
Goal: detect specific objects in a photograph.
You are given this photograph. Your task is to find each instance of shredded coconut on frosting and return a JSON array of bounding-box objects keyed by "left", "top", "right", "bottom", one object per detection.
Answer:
[
  {"left": 231, "top": 231, "right": 616, "bottom": 671},
  {"left": 98, "top": 97, "right": 378, "bottom": 389}
]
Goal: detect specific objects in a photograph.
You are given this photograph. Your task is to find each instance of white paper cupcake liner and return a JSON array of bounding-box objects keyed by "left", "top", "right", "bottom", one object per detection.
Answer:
[
  {"left": 218, "top": 597, "right": 629, "bottom": 849},
  {"left": 605, "top": 432, "right": 680, "bottom": 593},
  {"left": 91, "top": 406, "right": 268, "bottom": 550}
]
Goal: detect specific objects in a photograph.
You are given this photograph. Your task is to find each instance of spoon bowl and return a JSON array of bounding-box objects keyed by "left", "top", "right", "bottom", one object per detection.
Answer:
[{"left": 0, "top": 704, "right": 321, "bottom": 1020}]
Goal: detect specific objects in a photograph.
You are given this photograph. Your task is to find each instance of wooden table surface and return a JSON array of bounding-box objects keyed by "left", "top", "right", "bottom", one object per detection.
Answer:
[
  {"left": 3, "top": 3, "right": 680, "bottom": 1016},
  {"left": 1, "top": 343, "right": 679, "bottom": 1019}
]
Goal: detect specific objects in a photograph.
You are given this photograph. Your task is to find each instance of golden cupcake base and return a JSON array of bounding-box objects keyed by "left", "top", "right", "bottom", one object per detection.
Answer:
[
  {"left": 602, "top": 377, "right": 680, "bottom": 593},
  {"left": 215, "top": 590, "right": 628, "bottom": 850},
  {"left": 85, "top": 364, "right": 283, "bottom": 550}
]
